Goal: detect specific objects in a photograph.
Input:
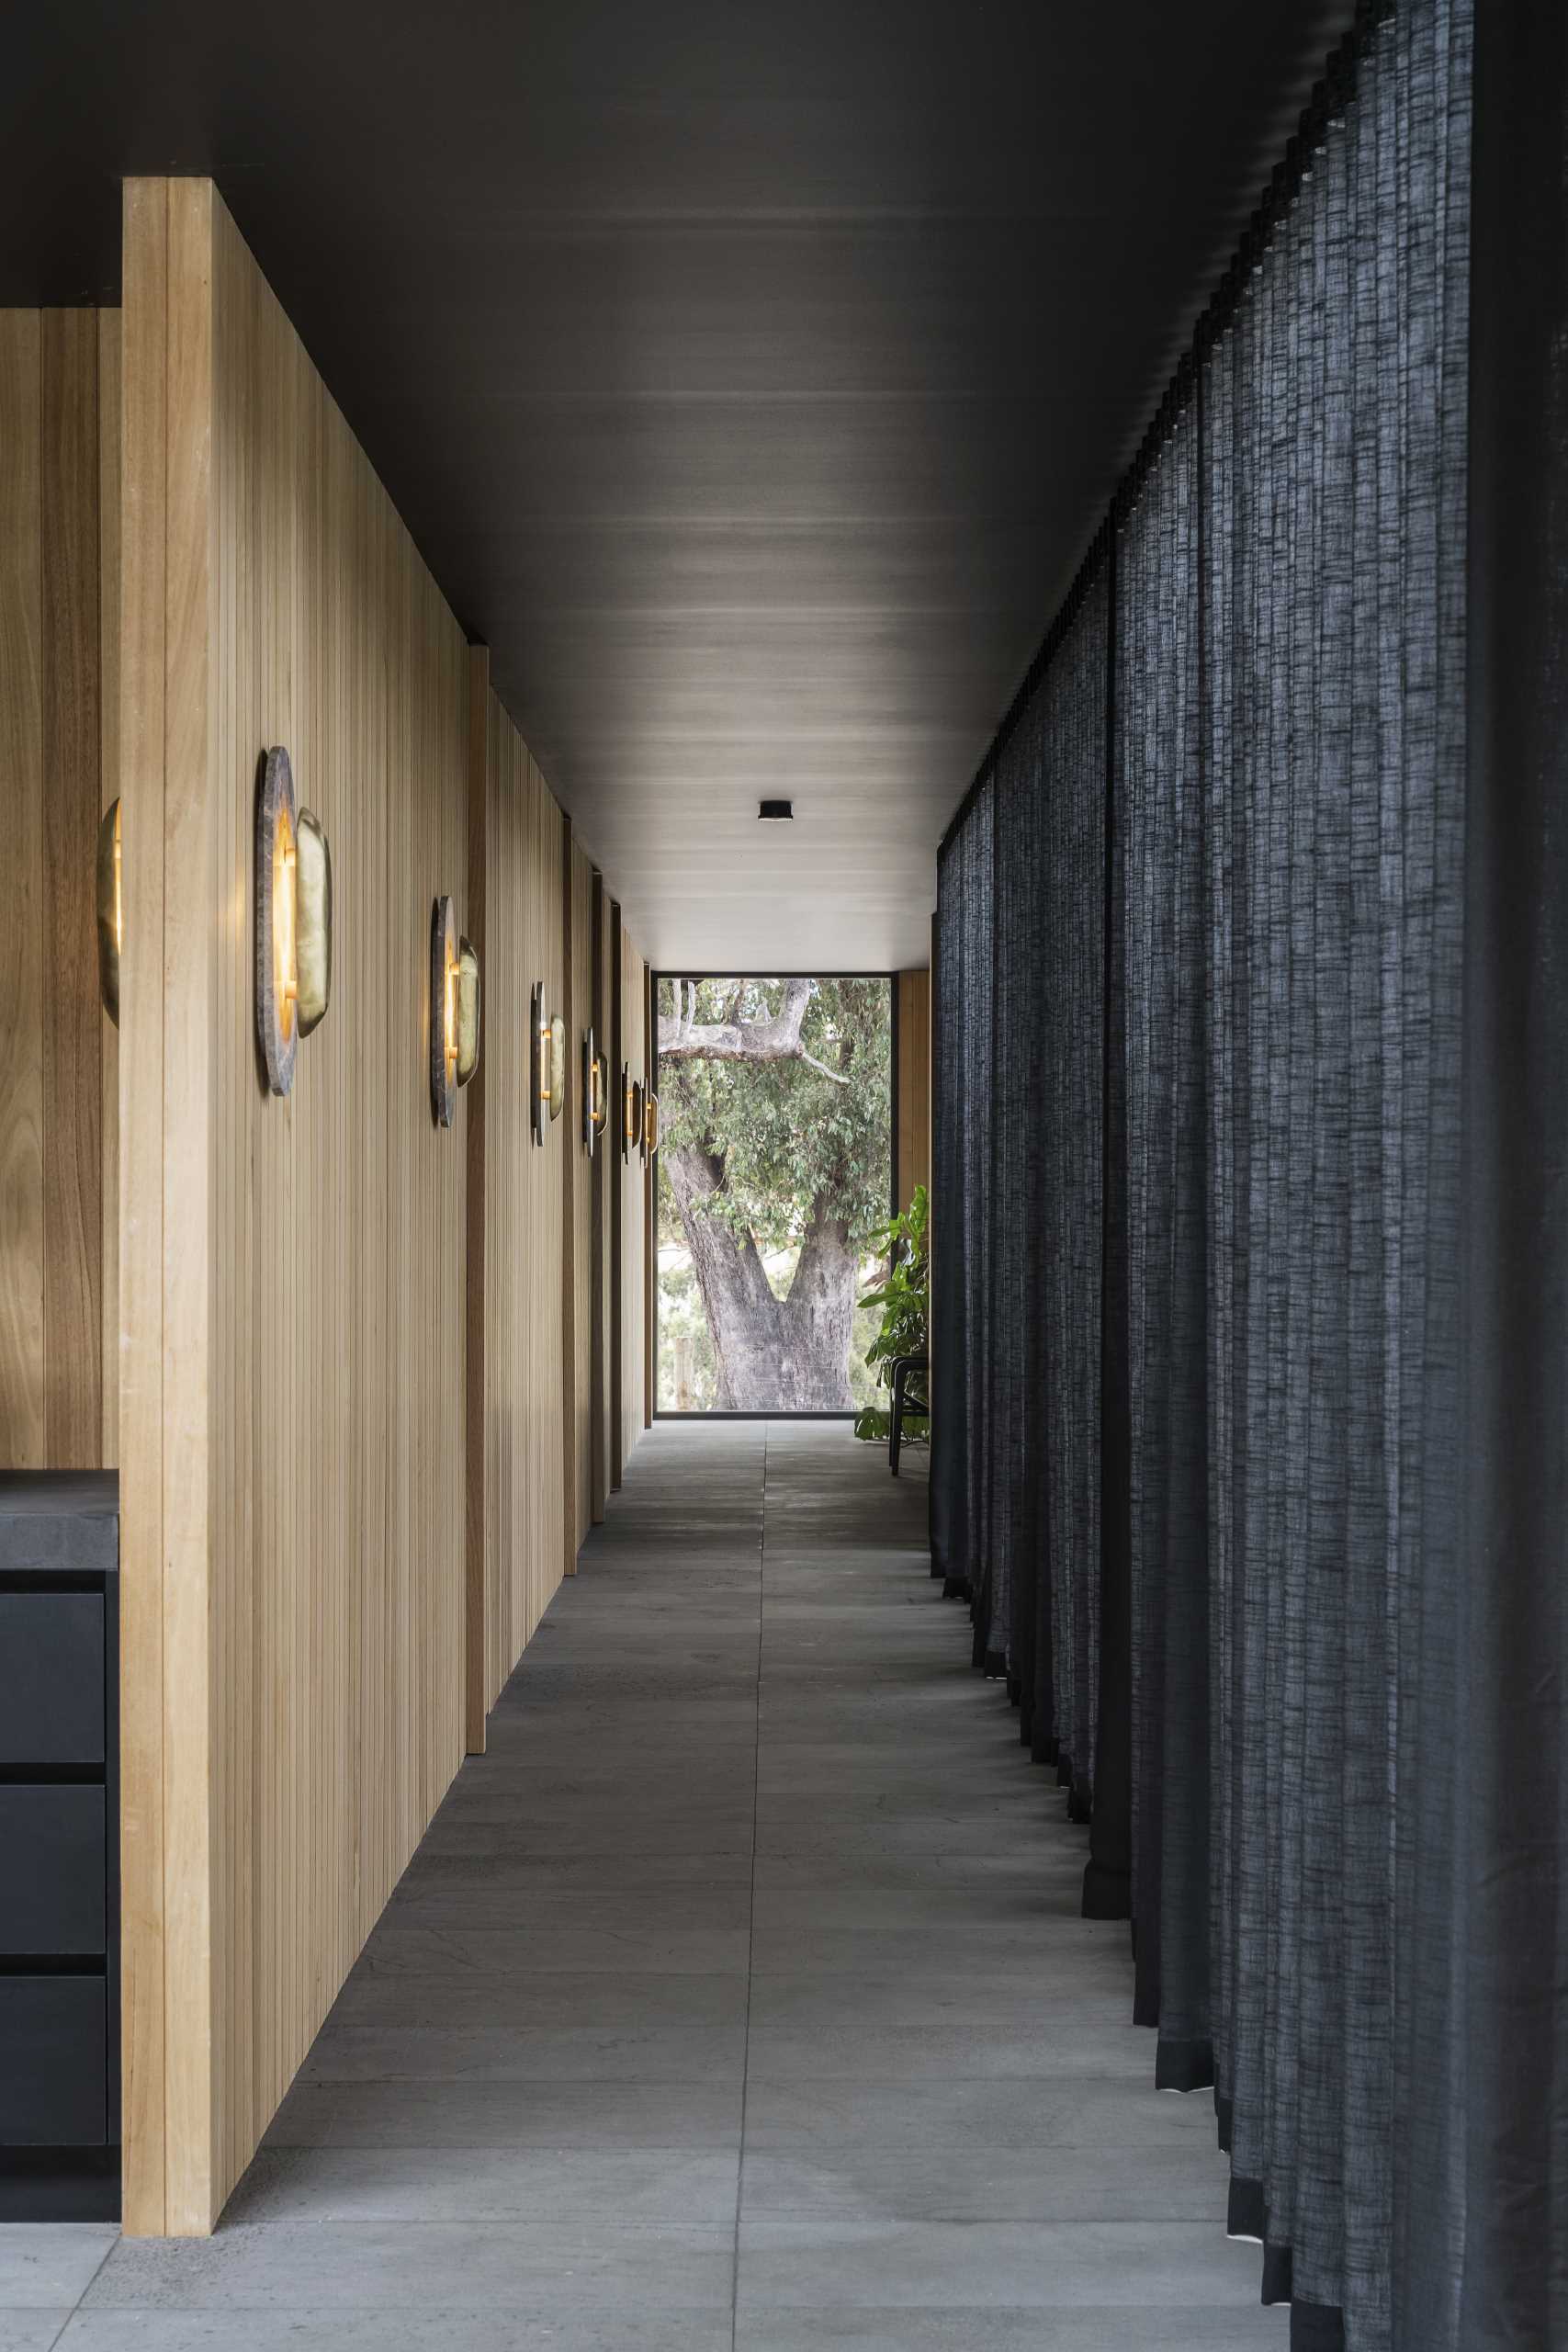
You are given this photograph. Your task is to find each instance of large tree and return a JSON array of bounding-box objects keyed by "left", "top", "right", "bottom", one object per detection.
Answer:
[{"left": 657, "top": 977, "right": 890, "bottom": 1410}]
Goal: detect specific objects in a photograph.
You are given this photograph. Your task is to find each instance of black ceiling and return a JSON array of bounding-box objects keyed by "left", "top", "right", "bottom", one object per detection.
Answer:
[{"left": 4, "top": 0, "right": 1350, "bottom": 967}]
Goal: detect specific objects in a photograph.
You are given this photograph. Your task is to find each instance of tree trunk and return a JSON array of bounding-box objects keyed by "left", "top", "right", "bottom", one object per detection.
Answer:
[
  {"left": 665, "top": 1143, "right": 783, "bottom": 1409},
  {"left": 773, "top": 1204, "right": 858, "bottom": 1408},
  {"left": 665, "top": 1143, "right": 859, "bottom": 1410}
]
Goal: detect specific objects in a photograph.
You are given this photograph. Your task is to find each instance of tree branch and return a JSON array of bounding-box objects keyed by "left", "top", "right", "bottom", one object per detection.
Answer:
[{"left": 656, "top": 976, "right": 849, "bottom": 1081}]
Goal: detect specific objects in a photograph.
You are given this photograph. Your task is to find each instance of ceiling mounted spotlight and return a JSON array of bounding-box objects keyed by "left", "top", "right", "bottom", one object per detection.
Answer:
[{"left": 758, "top": 798, "right": 794, "bottom": 821}]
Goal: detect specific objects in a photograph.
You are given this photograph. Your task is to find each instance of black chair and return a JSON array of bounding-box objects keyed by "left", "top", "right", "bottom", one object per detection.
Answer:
[{"left": 888, "top": 1352, "right": 929, "bottom": 1476}]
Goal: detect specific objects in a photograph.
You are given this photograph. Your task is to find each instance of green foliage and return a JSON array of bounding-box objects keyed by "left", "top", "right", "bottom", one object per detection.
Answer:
[
  {"left": 852, "top": 1184, "right": 930, "bottom": 1443},
  {"left": 656, "top": 978, "right": 891, "bottom": 1254},
  {"left": 658, "top": 1254, "right": 718, "bottom": 1410}
]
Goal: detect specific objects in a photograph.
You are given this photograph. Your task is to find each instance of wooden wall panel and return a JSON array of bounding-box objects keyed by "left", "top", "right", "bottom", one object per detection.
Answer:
[
  {"left": 590, "top": 875, "right": 614, "bottom": 1521},
  {"left": 463, "top": 650, "right": 491, "bottom": 1752},
  {"left": 99, "top": 311, "right": 121, "bottom": 1466},
  {"left": 642, "top": 964, "right": 655, "bottom": 1428},
  {"left": 567, "top": 835, "right": 594, "bottom": 1555},
  {"left": 619, "top": 926, "right": 649, "bottom": 1451},
  {"left": 119, "top": 176, "right": 647, "bottom": 2233},
  {"left": 525, "top": 755, "right": 568, "bottom": 1642},
  {"left": 0, "top": 310, "right": 44, "bottom": 1469},
  {"left": 0, "top": 309, "right": 117, "bottom": 1472},
  {"left": 120, "top": 183, "right": 468, "bottom": 2233},
  {"left": 607, "top": 896, "right": 625, "bottom": 1488},
  {"left": 468, "top": 699, "right": 574, "bottom": 1718},
  {"left": 896, "top": 967, "right": 931, "bottom": 1211}
]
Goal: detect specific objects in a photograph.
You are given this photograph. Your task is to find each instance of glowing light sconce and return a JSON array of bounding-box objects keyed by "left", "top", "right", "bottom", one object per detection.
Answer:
[
  {"left": 643, "top": 1090, "right": 659, "bottom": 1159},
  {"left": 96, "top": 798, "right": 121, "bottom": 1025},
  {"left": 531, "top": 983, "right": 566, "bottom": 1144},
  {"left": 255, "top": 746, "right": 333, "bottom": 1096},
  {"left": 623, "top": 1068, "right": 644, "bottom": 1161},
  {"left": 430, "top": 895, "right": 480, "bottom": 1128},
  {"left": 582, "top": 1027, "right": 609, "bottom": 1157},
  {"left": 531, "top": 984, "right": 547, "bottom": 1145},
  {"left": 549, "top": 1014, "right": 567, "bottom": 1125}
]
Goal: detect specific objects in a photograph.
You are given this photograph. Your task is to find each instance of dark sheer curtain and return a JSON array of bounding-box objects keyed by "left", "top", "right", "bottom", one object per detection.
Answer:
[
  {"left": 927, "top": 0, "right": 1568, "bottom": 2340},
  {"left": 934, "top": 560, "right": 1111, "bottom": 1779},
  {"left": 1122, "top": 8, "right": 1473, "bottom": 2333},
  {"left": 930, "top": 778, "right": 992, "bottom": 1602},
  {"left": 1397, "top": 4, "right": 1568, "bottom": 2345}
]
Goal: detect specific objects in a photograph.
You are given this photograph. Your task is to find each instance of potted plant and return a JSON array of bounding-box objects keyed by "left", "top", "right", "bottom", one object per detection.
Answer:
[{"left": 853, "top": 1183, "right": 929, "bottom": 1442}]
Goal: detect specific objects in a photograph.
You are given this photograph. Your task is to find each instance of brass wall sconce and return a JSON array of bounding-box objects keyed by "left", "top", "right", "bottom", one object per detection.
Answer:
[
  {"left": 549, "top": 1014, "right": 567, "bottom": 1124},
  {"left": 643, "top": 1091, "right": 659, "bottom": 1159},
  {"left": 430, "top": 895, "right": 479, "bottom": 1127},
  {"left": 623, "top": 1069, "right": 643, "bottom": 1161},
  {"left": 531, "top": 984, "right": 547, "bottom": 1144},
  {"left": 531, "top": 984, "right": 565, "bottom": 1143},
  {"left": 256, "top": 746, "right": 333, "bottom": 1096},
  {"left": 96, "top": 798, "right": 121, "bottom": 1025},
  {"left": 582, "top": 1027, "right": 609, "bottom": 1156}
]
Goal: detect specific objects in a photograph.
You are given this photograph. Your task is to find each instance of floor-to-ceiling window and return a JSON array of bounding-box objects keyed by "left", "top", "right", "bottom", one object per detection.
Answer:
[{"left": 654, "top": 975, "right": 892, "bottom": 1413}]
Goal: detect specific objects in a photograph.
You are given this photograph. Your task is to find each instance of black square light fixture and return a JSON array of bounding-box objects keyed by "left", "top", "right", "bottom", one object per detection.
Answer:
[{"left": 758, "top": 798, "right": 794, "bottom": 821}]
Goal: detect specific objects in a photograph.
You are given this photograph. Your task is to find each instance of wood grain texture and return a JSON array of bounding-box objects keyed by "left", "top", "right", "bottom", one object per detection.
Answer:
[
  {"left": 895, "top": 967, "right": 931, "bottom": 1211},
  {"left": 121, "top": 182, "right": 469, "bottom": 2233},
  {"left": 160, "top": 177, "right": 217, "bottom": 2237},
  {"left": 118, "top": 179, "right": 170, "bottom": 2236},
  {"left": 619, "top": 926, "right": 648, "bottom": 1453},
  {"left": 99, "top": 309, "right": 121, "bottom": 1469},
  {"left": 469, "top": 695, "right": 573, "bottom": 1715},
  {"left": 0, "top": 311, "right": 45, "bottom": 1470},
  {"left": 643, "top": 963, "right": 655, "bottom": 1429},
  {"left": 40, "top": 309, "right": 105, "bottom": 1468},
  {"left": 0, "top": 309, "right": 114, "bottom": 1474},
  {"left": 463, "top": 647, "right": 491, "bottom": 1755},
  {"left": 607, "top": 896, "right": 625, "bottom": 1488},
  {"left": 567, "top": 834, "right": 595, "bottom": 1555},
  {"left": 118, "top": 178, "right": 647, "bottom": 2232},
  {"left": 558, "top": 828, "right": 578, "bottom": 1577},
  {"left": 589, "top": 872, "right": 612, "bottom": 1521}
]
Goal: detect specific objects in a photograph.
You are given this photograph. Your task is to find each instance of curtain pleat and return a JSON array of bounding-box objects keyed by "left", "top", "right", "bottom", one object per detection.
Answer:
[
  {"left": 921, "top": 1, "right": 1554, "bottom": 2342},
  {"left": 1402, "top": 4, "right": 1568, "bottom": 2345},
  {"left": 931, "top": 778, "right": 992, "bottom": 1602}
]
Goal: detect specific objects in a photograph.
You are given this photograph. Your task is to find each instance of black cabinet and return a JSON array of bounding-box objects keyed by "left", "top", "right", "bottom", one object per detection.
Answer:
[{"left": 0, "top": 1474, "right": 118, "bottom": 2221}]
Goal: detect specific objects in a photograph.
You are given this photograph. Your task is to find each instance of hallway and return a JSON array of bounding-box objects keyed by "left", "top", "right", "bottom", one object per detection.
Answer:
[{"left": 15, "top": 1423, "right": 1276, "bottom": 2346}]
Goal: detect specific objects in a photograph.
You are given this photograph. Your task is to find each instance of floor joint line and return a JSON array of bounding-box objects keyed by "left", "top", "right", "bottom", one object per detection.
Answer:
[{"left": 729, "top": 1418, "right": 766, "bottom": 2352}]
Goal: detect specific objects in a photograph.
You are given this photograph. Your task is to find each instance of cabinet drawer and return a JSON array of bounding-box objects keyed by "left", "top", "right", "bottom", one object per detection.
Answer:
[
  {"left": 0, "top": 1594, "right": 104, "bottom": 1764},
  {"left": 0, "top": 1787, "right": 106, "bottom": 1953},
  {"left": 0, "top": 1976, "right": 107, "bottom": 2144}
]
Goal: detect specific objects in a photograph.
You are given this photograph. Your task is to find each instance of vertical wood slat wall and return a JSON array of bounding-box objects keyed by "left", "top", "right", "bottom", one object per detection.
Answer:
[
  {"left": 620, "top": 927, "right": 650, "bottom": 1451},
  {"left": 0, "top": 308, "right": 119, "bottom": 1471},
  {"left": 590, "top": 876, "right": 614, "bottom": 1519},
  {"left": 118, "top": 181, "right": 649, "bottom": 2234},
  {"left": 566, "top": 838, "right": 596, "bottom": 1555},
  {"left": 607, "top": 897, "right": 626, "bottom": 1487},
  {"left": 468, "top": 697, "right": 573, "bottom": 1719}
]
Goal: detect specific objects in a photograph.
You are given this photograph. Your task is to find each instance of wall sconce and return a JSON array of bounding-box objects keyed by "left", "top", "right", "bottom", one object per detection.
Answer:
[
  {"left": 643, "top": 1091, "right": 659, "bottom": 1159},
  {"left": 430, "top": 895, "right": 479, "bottom": 1127},
  {"left": 96, "top": 798, "right": 121, "bottom": 1026},
  {"left": 549, "top": 1015, "right": 567, "bottom": 1125},
  {"left": 531, "top": 983, "right": 559, "bottom": 1146},
  {"left": 623, "top": 1069, "right": 643, "bottom": 1161},
  {"left": 255, "top": 746, "right": 332, "bottom": 1096},
  {"left": 582, "top": 1027, "right": 609, "bottom": 1157}
]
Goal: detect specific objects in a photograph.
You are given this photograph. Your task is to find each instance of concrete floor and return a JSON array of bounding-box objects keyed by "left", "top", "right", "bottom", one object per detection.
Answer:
[{"left": 2, "top": 1419, "right": 1282, "bottom": 2348}]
